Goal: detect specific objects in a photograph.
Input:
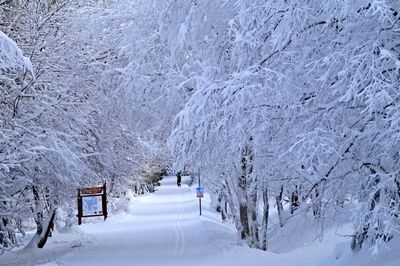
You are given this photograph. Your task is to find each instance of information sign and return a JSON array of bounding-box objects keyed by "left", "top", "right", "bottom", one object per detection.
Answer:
[
  {"left": 196, "top": 187, "right": 204, "bottom": 198},
  {"left": 82, "top": 195, "right": 103, "bottom": 215},
  {"left": 77, "top": 182, "right": 108, "bottom": 225}
]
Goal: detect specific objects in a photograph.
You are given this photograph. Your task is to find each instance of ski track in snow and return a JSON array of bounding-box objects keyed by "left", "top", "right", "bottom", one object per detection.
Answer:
[{"left": 173, "top": 188, "right": 186, "bottom": 256}]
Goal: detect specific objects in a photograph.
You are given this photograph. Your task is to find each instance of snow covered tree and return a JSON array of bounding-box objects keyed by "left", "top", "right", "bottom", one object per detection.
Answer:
[
  {"left": 164, "top": 0, "right": 400, "bottom": 253},
  {"left": 0, "top": 30, "right": 35, "bottom": 252},
  {"left": 1, "top": 0, "right": 169, "bottom": 251}
]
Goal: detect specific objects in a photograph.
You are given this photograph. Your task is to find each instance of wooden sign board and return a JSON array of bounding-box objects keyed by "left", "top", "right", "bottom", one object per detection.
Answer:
[
  {"left": 80, "top": 187, "right": 103, "bottom": 195},
  {"left": 77, "top": 182, "right": 108, "bottom": 225}
]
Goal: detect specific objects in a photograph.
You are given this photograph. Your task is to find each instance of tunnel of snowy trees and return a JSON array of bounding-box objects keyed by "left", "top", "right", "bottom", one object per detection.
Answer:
[{"left": 1, "top": 0, "right": 399, "bottom": 257}]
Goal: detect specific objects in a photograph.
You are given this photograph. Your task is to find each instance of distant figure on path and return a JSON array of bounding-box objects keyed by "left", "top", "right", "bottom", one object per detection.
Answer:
[{"left": 176, "top": 171, "right": 182, "bottom": 187}]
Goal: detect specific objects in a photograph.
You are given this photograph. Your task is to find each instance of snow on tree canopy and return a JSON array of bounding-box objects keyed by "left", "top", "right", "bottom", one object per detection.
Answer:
[{"left": 0, "top": 30, "right": 33, "bottom": 75}]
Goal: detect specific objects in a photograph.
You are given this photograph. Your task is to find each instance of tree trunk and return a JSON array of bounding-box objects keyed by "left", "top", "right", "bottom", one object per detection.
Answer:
[
  {"left": 290, "top": 185, "right": 300, "bottom": 214},
  {"left": 239, "top": 202, "right": 249, "bottom": 239},
  {"left": 312, "top": 187, "right": 321, "bottom": 218},
  {"left": 37, "top": 208, "right": 56, "bottom": 248},
  {"left": 219, "top": 179, "right": 229, "bottom": 221},
  {"left": 32, "top": 185, "right": 43, "bottom": 236},
  {"left": 276, "top": 185, "right": 284, "bottom": 227},
  {"left": 222, "top": 199, "right": 228, "bottom": 220},
  {"left": 247, "top": 186, "right": 258, "bottom": 246},
  {"left": 239, "top": 174, "right": 249, "bottom": 239},
  {"left": 239, "top": 155, "right": 249, "bottom": 239},
  {"left": 239, "top": 136, "right": 254, "bottom": 242},
  {"left": 259, "top": 189, "right": 269, "bottom": 250},
  {"left": 219, "top": 191, "right": 228, "bottom": 221}
]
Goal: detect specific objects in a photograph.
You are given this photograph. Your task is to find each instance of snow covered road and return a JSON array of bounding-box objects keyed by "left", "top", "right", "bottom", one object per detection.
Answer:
[
  {"left": 5, "top": 176, "right": 397, "bottom": 266},
  {"left": 1, "top": 176, "right": 267, "bottom": 266},
  {"left": 49, "top": 176, "right": 267, "bottom": 266}
]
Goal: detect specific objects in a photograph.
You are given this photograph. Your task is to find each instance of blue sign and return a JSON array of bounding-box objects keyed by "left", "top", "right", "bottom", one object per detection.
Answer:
[{"left": 196, "top": 187, "right": 204, "bottom": 198}]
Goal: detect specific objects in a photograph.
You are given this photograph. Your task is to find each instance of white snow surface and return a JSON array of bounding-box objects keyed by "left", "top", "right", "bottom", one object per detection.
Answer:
[
  {"left": 2, "top": 176, "right": 400, "bottom": 266},
  {"left": 0, "top": 30, "right": 33, "bottom": 74}
]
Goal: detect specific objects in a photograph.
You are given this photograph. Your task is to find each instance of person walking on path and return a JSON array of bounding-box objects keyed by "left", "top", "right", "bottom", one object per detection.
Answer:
[{"left": 176, "top": 171, "right": 182, "bottom": 187}]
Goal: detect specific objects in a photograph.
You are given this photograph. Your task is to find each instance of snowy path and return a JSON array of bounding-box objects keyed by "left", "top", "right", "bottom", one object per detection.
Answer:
[
  {"left": 0, "top": 177, "right": 400, "bottom": 266},
  {"left": 50, "top": 176, "right": 266, "bottom": 266},
  {"left": 2, "top": 176, "right": 266, "bottom": 266},
  {"left": 3, "top": 176, "right": 399, "bottom": 266}
]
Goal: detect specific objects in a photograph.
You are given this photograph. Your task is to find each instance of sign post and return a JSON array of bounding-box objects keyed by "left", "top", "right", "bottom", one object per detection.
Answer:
[
  {"left": 197, "top": 175, "right": 204, "bottom": 216},
  {"left": 77, "top": 181, "right": 108, "bottom": 225}
]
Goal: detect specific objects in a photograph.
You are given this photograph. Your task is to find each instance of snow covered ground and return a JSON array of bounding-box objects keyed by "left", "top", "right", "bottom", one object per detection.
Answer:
[{"left": 1, "top": 176, "right": 399, "bottom": 266}]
